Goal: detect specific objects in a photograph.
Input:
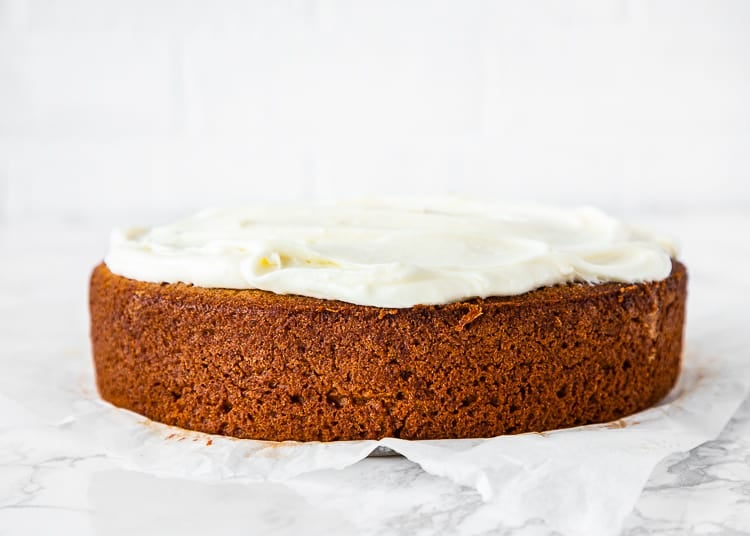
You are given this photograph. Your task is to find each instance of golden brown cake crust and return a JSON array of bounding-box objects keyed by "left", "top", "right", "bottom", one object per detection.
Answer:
[{"left": 89, "top": 261, "right": 687, "bottom": 441}]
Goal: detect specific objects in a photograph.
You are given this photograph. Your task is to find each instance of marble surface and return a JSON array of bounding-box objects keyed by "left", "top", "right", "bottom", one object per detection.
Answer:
[{"left": 2, "top": 208, "right": 750, "bottom": 536}]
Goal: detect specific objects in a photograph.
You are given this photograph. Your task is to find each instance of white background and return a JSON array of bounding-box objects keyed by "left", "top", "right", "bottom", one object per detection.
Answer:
[
  {"left": 2, "top": 4, "right": 750, "bottom": 534},
  {"left": 1, "top": 0, "right": 749, "bottom": 229}
]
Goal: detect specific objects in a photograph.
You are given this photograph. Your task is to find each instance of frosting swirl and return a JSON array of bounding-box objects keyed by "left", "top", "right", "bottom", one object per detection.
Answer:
[{"left": 105, "top": 198, "right": 676, "bottom": 308}]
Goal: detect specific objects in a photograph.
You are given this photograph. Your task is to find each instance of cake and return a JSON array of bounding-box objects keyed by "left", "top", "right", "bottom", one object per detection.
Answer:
[{"left": 89, "top": 200, "right": 687, "bottom": 442}]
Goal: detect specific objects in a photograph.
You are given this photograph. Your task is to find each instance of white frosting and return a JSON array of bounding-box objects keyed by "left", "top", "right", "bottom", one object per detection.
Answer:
[{"left": 104, "top": 198, "right": 677, "bottom": 308}]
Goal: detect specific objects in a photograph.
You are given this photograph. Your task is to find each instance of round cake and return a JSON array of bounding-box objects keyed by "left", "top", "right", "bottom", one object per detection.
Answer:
[{"left": 89, "top": 200, "right": 687, "bottom": 442}]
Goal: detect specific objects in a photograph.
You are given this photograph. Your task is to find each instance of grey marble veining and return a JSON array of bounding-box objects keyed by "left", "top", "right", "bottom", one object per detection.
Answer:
[
  {"left": 2, "top": 211, "right": 750, "bottom": 535},
  {"left": 622, "top": 396, "right": 750, "bottom": 536}
]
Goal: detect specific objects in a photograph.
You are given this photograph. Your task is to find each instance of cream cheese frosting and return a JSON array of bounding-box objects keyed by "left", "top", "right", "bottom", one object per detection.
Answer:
[{"left": 104, "top": 198, "right": 677, "bottom": 308}]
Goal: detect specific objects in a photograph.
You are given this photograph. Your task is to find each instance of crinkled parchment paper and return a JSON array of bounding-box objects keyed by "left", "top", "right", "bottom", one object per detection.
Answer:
[{"left": 40, "top": 350, "right": 745, "bottom": 536}]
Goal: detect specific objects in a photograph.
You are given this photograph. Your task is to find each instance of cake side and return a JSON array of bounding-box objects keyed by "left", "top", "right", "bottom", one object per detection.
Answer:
[{"left": 90, "top": 261, "right": 687, "bottom": 442}]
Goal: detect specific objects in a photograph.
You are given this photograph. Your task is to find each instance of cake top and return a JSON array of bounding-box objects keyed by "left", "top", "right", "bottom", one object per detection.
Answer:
[{"left": 104, "top": 198, "right": 676, "bottom": 308}]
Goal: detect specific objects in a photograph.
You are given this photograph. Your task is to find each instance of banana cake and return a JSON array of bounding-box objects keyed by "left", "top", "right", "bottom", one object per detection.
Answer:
[{"left": 89, "top": 199, "right": 687, "bottom": 441}]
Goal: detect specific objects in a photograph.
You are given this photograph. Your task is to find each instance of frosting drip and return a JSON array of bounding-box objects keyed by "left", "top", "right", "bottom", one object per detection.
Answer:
[{"left": 104, "top": 198, "right": 676, "bottom": 308}]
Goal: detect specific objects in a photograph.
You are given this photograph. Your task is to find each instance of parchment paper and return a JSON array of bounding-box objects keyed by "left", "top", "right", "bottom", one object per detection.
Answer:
[{"left": 47, "top": 350, "right": 748, "bottom": 536}]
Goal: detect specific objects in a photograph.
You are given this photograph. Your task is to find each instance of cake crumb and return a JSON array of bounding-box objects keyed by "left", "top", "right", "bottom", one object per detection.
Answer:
[{"left": 456, "top": 304, "right": 483, "bottom": 331}]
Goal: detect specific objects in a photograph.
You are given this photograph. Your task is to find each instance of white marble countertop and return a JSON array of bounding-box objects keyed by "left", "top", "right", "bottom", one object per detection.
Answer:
[{"left": 2, "top": 208, "right": 750, "bottom": 535}]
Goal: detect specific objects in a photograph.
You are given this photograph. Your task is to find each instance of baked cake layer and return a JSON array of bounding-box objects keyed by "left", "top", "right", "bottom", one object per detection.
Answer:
[{"left": 89, "top": 261, "right": 687, "bottom": 442}]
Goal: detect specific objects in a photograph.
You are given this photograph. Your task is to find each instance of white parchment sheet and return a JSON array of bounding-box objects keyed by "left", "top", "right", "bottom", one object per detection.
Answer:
[{"left": 33, "top": 349, "right": 744, "bottom": 536}]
